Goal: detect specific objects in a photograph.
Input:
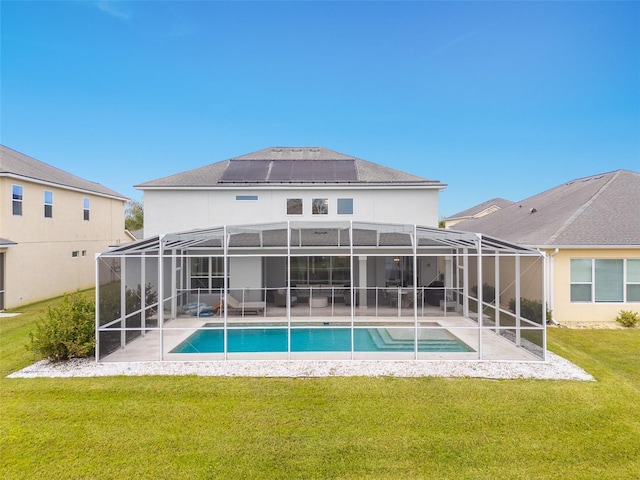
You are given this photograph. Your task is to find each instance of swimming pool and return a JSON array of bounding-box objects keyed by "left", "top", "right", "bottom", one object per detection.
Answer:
[{"left": 170, "top": 326, "right": 473, "bottom": 353}]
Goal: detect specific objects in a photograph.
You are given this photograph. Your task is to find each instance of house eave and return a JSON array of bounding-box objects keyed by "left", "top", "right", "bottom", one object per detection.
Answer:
[
  {"left": 136, "top": 183, "right": 447, "bottom": 191},
  {"left": 1, "top": 173, "right": 129, "bottom": 202},
  {"left": 528, "top": 244, "right": 640, "bottom": 250}
]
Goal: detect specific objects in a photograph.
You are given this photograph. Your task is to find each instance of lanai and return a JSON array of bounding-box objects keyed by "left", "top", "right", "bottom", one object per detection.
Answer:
[{"left": 96, "top": 221, "right": 546, "bottom": 362}]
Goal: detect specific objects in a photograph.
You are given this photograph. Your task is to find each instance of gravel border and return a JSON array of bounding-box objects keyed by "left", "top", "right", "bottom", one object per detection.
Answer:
[{"left": 7, "top": 351, "right": 594, "bottom": 381}]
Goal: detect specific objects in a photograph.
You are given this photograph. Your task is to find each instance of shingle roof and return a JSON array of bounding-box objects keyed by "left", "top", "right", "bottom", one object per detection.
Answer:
[
  {"left": 135, "top": 147, "right": 445, "bottom": 188},
  {"left": 0, "top": 237, "right": 17, "bottom": 247},
  {"left": 0, "top": 145, "right": 127, "bottom": 200},
  {"left": 455, "top": 170, "right": 640, "bottom": 247},
  {"left": 447, "top": 198, "right": 514, "bottom": 220}
]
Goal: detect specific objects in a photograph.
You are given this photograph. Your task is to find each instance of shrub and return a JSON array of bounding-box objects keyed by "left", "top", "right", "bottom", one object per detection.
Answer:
[
  {"left": 509, "top": 297, "right": 551, "bottom": 323},
  {"left": 615, "top": 310, "right": 639, "bottom": 328},
  {"left": 471, "top": 283, "right": 496, "bottom": 303},
  {"left": 29, "top": 292, "right": 96, "bottom": 361}
]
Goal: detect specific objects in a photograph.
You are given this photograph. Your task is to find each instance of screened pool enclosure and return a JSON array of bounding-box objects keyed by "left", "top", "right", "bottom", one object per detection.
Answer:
[{"left": 96, "top": 222, "right": 546, "bottom": 362}]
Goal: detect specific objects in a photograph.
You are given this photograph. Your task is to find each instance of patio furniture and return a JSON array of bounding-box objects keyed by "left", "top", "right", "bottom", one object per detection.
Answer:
[
  {"left": 223, "top": 294, "right": 265, "bottom": 315},
  {"left": 310, "top": 296, "right": 328, "bottom": 308},
  {"left": 425, "top": 281, "right": 444, "bottom": 306},
  {"left": 273, "top": 289, "right": 298, "bottom": 307}
]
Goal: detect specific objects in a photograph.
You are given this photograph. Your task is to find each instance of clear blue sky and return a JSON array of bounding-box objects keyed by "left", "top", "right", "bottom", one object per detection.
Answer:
[{"left": 2, "top": 1, "right": 639, "bottom": 217}]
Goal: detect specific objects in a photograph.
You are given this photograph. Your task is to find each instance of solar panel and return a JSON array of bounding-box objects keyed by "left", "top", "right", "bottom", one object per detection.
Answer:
[
  {"left": 269, "top": 160, "right": 357, "bottom": 182},
  {"left": 220, "top": 160, "right": 270, "bottom": 183}
]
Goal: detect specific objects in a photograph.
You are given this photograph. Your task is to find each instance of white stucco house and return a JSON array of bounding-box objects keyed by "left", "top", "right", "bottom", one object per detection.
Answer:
[
  {"left": 136, "top": 147, "right": 446, "bottom": 236},
  {"left": 96, "top": 147, "right": 545, "bottom": 362}
]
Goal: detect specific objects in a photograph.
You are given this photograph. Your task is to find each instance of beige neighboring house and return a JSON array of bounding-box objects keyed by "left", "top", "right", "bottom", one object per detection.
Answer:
[
  {"left": 0, "top": 146, "right": 128, "bottom": 309},
  {"left": 456, "top": 170, "right": 640, "bottom": 325},
  {"left": 444, "top": 198, "right": 513, "bottom": 229}
]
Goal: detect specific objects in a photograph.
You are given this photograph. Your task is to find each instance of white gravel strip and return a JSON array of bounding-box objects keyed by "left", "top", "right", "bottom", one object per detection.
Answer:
[{"left": 7, "top": 351, "right": 593, "bottom": 381}]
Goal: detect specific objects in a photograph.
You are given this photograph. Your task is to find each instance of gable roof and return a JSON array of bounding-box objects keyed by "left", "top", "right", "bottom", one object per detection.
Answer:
[
  {"left": 135, "top": 147, "right": 445, "bottom": 189},
  {"left": 447, "top": 198, "right": 514, "bottom": 221},
  {"left": 455, "top": 170, "right": 640, "bottom": 247},
  {"left": 0, "top": 145, "right": 128, "bottom": 200}
]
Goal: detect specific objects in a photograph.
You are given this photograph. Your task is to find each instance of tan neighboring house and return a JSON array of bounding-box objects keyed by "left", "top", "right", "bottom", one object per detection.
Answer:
[
  {"left": 444, "top": 198, "right": 513, "bottom": 229},
  {"left": 456, "top": 170, "right": 640, "bottom": 325},
  {"left": 0, "top": 146, "right": 128, "bottom": 309}
]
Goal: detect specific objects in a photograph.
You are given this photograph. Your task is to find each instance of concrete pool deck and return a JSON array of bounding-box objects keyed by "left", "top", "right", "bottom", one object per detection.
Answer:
[{"left": 98, "top": 311, "right": 544, "bottom": 363}]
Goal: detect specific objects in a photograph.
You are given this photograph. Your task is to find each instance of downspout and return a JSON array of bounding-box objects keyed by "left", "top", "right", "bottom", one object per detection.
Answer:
[{"left": 541, "top": 248, "right": 561, "bottom": 326}]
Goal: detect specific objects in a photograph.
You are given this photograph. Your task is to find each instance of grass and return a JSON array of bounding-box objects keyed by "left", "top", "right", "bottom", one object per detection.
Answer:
[{"left": 1, "top": 294, "right": 639, "bottom": 479}]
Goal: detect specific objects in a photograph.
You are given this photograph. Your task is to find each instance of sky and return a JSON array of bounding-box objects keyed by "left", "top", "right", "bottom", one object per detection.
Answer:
[{"left": 1, "top": 1, "right": 639, "bottom": 217}]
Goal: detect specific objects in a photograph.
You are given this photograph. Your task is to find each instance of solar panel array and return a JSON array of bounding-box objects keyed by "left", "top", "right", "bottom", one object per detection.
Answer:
[
  {"left": 220, "top": 159, "right": 358, "bottom": 183},
  {"left": 219, "top": 160, "right": 271, "bottom": 183}
]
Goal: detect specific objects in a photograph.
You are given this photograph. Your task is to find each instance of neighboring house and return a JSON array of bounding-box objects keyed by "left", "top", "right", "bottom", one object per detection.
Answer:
[
  {"left": 455, "top": 170, "right": 640, "bottom": 325},
  {"left": 0, "top": 145, "right": 128, "bottom": 309},
  {"left": 96, "top": 146, "right": 545, "bottom": 363},
  {"left": 444, "top": 198, "right": 514, "bottom": 229},
  {"left": 136, "top": 147, "right": 447, "bottom": 237}
]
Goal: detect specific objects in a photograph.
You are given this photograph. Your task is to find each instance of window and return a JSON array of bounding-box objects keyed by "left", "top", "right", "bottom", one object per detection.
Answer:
[
  {"left": 236, "top": 195, "right": 258, "bottom": 201},
  {"left": 72, "top": 251, "right": 79, "bottom": 258},
  {"left": 287, "top": 198, "right": 303, "bottom": 215},
  {"left": 290, "top": 256, "right": 351, "bottom": 285},
  {"left": 571, "top": 259, "right": 639, "bottom": 303},
  {"left": 44, "top": 191, "right": 53, "bottom": 218},
  {"left": 312, "top": 198, "right": 328, "bottom": 215},
  {"left": 627, "top": 259, "right": 640, "bottom": 302},
  {"left": 83, "top": 197, "right": 90, "bottom": 221},
  {"left": 337, "top": 198, "right": 353, "bottom": 215},
  {"left": 570, "top": 259, "right": 592, "bottom": 302},
  {"left": 12, "top": 185, "right": 22, "bottom": 216},
  {"left": 190, "top": 257, "right": 226, "bottom": 291},
  {"left": 82, "top": 250, "right": 87, "bottom": 257}
]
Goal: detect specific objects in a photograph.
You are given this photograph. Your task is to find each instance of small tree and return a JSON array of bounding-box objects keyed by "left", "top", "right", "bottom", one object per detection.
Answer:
[
  {"left": 29, "top": 292, "right": 96, "bottom": 361},
  {"left": 125, "top": 199, "right": 144, "bottom": 231}
]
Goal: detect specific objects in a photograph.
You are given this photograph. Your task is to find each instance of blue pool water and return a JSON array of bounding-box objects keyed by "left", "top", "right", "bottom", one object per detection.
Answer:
[{"left": 170, "top": 327, "right": 473, "bottom": 353}]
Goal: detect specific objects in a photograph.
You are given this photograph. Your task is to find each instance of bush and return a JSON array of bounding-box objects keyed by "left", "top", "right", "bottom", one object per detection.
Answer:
[
  {"left": 615, "top": 310, "right": 639, "bottom": 328},
  {"left": 471, "top": 283, "right": 496, "bottom": 303},
  {"left": 29, "top": 292, "right": 96, "bottom": 361},
  {"left": 509, "top": 297, "right": 550, "bottom": 323}
]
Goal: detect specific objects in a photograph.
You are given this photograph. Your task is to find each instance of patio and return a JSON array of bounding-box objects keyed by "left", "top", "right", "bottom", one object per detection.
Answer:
[{"left": 96, "top": 221, "right": 546, "bottom": 362}]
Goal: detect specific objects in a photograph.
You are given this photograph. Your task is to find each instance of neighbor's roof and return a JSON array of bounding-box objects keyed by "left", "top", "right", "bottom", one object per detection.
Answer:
[
  {"left": 0, "top": 237, "right": 17, "bottom": 247},
  {"left": 0, "top": 145, "right": 128, "bottom": 200},
  {"left": 135, "top": 147, "right": 445, "bottom": 189},
  {"left": 447, "top": 198, "right": 514, "bottom": 220},
  {"left": 456, "top": 170, "right": 640, "bottom": 247}
]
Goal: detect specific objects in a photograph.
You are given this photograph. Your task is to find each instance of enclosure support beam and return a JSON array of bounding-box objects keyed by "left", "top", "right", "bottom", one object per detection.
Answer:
[
  {"left": 515, "top": 253, "right": 521, "bottom": 347},
  {"left": 413, "top": 224, "right": 418, "bottom": 360},
  {"left": 495, "top": 251, "right": 500, "bottom": 334},
  {"left": 476, "top": 235, "right": 483, "bottom": 360},
  {"left": 158, "top": 235, "right": 165, "bottom": 361}
]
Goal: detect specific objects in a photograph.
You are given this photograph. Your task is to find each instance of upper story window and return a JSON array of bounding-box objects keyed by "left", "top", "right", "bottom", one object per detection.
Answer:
[
  {"left": 44, "top": 191, "right": 53, "bottom": 218},
  {"left": 287, "top": 198, "right": 303, "bottom": 215},
  {"left": 571, "top": 258, "right": 639, "bottom": 303},
  {"left": 12, "top": 185, "right": 23, "bottom": 216},
  {"left": 83, "top": 197, "right": 90, "bottom": 221},
  {"left": 337, "top": 198, "right": 353, "bottom": 215},
  {"left": 312, "top": 198, "right": 328, "bottom": 215},
  {"left": 236, "top": 195, "right": 258, "bottom": 201}
]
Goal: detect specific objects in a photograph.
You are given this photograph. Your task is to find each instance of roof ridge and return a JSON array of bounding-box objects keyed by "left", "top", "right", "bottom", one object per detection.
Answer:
[{"left": 546, "top": 170, "right": 620, "bottom": 244}]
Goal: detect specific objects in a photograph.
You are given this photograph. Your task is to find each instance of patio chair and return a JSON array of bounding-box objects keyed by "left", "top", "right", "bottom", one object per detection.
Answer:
[
  {"left": 273, "top": 289, "right": 298, "bottom": 307},
  {"left": 223, "top": 294, "right": 265, "bottom": 315}
]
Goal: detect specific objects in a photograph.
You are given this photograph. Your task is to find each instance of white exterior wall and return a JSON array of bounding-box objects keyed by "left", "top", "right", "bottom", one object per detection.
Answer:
[{"left": 143, "top": 187, "right": 441, "bottom": 237}]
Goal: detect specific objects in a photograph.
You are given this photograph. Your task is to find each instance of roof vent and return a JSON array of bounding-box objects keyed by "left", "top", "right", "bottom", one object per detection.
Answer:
[{"left": 530, "top": 208, "right": 537, "bottom": 214}]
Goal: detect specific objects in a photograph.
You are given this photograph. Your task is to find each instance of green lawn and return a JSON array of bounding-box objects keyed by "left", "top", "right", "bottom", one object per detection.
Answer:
[{"left": 1, "top": 296, "right": 639, "bottom": 479}]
